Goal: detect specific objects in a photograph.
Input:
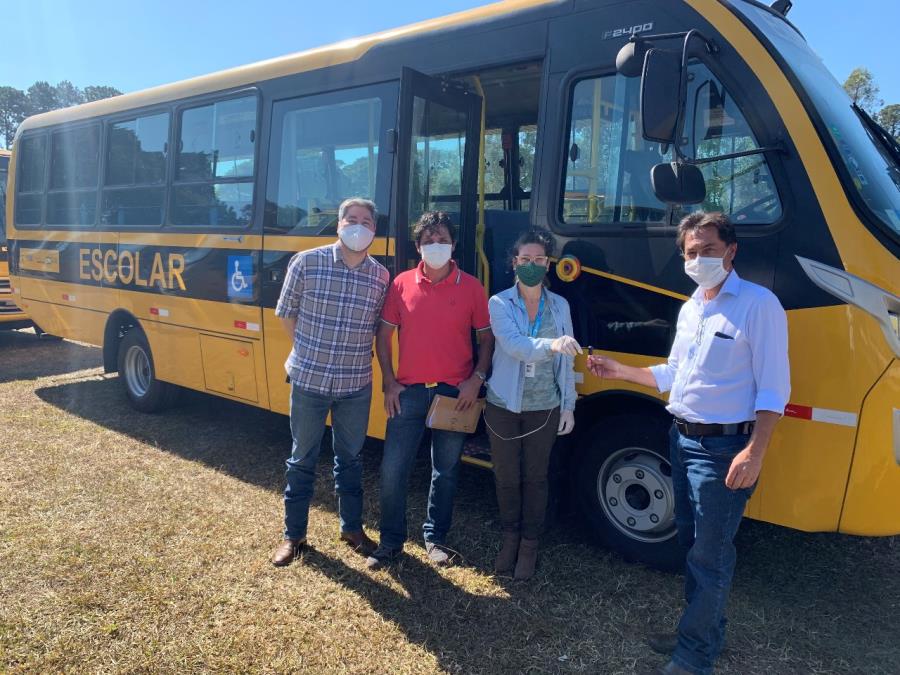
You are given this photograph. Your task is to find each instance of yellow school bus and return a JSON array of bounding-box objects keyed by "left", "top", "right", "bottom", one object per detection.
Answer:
[
  {"left": 0, "top": 148, "right": 33, "bottom": 330},
  {"left": 7, "top": 0, "right": 899, "bottom": 569}
]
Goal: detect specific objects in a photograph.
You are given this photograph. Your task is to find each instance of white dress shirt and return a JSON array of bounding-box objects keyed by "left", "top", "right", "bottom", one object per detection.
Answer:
[{"left": 650, "top": 270, "right": 790, "bottom": 424}]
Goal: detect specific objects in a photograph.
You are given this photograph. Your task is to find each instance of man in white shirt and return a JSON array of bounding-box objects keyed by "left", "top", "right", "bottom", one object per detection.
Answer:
[{"left": 588, "top": 211, "right": 790, "bottom": 675}]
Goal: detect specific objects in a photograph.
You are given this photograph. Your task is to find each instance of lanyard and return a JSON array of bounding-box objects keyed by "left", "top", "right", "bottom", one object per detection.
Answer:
[{"left": 528, "top": 294, "right": 545, "bottom": 338}]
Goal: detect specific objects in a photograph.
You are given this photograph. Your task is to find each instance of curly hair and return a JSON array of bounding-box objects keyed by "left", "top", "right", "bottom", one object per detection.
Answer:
[{"left": 412, "top": 211, "right": 457, "bottom": 245}]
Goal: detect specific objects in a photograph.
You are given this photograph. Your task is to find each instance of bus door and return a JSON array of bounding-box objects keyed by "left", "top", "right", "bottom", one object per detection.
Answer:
[{"left": 393, "top": 67, "right": 482, "bottom": 275}]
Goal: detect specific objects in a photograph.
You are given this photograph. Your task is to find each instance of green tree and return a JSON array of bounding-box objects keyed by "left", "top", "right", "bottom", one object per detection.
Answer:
[
  {"left": 876, "top": 104, "right": 900, "bottom": 142},
  {"left": 0, "top": 86, "right": 28, "bottom": 148},
  {"left": 54, "top": 80, "right": 84, "bottom": 108},
  {"left": 843, "top": 67, "right": 882, "bottom": 113},
  {"left": 83, "top": 85, "right": 122, "bottom": 102},
  {"left": 26, "top": 81, "right": 59, "bottom": 115}
]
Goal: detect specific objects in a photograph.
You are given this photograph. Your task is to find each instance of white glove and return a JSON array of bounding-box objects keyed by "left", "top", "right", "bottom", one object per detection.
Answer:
[
  {"left": 550, "top": 336, "right": 582, "bottom": 357},
  {"left": 557, "top": 410, "right": 575, "bottom": 435}
]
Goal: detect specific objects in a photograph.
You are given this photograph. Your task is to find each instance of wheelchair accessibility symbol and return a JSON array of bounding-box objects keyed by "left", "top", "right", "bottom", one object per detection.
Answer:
[{"left": 227, "top": 255, "right": 254, "bottom": 300}]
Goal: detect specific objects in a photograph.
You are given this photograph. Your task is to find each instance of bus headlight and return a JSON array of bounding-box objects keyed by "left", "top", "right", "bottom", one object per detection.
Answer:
[{"left": 797, "top": 256, "right": 900, "bottom": 359}]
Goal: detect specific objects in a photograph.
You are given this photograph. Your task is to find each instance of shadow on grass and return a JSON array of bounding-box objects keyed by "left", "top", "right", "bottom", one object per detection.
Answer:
[
  {"left": 0, "top": 329, "right": 101, "bottom": 384},
  {"left": 33, "top": 374, "right": 900, "bottom": 673}
]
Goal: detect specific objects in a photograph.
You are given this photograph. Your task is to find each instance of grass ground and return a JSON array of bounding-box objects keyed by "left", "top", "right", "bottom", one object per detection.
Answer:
[{"left": 1, "top": 327, "right": 899, "bottom": 674}]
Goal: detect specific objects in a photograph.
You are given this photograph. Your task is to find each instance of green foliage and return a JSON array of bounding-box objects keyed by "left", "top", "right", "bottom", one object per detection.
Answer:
[
  {"left": 843, "top": 67, "right": 882, "bottom": 114},
  {"left": 0, "top": 81, "right": 123, "bottom": 148},
  {"left": 876, "top": 104, "right": 900, "bottom": 142}
]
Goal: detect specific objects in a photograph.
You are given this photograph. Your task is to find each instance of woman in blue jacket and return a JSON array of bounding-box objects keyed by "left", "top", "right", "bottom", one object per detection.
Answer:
[{"left": 485, "top": 227, "right": 581, "bottom": 580}]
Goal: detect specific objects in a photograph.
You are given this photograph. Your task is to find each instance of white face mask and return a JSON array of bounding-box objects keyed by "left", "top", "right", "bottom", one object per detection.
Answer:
[
  {"left": 338, "top": 224, "right": 375, "bottom": 252},
  {"left": 684, "top": 256, "right": 730, "bottom": 289},
  {"left": 420, "top": 242, "right": 453, "bottom": 269}
]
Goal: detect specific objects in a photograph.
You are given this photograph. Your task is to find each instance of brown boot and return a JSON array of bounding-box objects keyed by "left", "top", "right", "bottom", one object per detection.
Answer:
[
  {"left": 271, "top": 538, "right": 305, "bottom": 567},
  {"left": 514, "top": 538, "right": 539, "bottom": 580},
  {"left": 340, "top": 530, "right": 376, "bottom": 556},
  {"left": 494, "top": 532, "right": 520, "bottom": 574}
]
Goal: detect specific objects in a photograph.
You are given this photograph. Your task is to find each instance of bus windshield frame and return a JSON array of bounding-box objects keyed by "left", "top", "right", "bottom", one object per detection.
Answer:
[{"left": 731, "top": 1, "right": 900, "bottom": 246}]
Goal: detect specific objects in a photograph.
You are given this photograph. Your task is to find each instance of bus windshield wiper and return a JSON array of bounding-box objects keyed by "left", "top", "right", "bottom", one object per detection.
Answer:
[{"left": 852, "top": 103, "right": 900, "bottom": 172}]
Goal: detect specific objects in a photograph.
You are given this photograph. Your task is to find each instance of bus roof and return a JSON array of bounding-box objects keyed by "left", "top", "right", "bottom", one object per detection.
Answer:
[{"left": 16, "top": 0, "right": 559, "bottom": 137}]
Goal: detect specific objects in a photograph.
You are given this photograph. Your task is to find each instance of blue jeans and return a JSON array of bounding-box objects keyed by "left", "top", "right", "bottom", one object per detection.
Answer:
[
  {"left": 670, "top": 426, "right": 755, "bottom": 675},
  {"left": 283, "top": 382, "right": 372, "bottom": 541},
  {"left": 378, "top": 383, "right": 468, "bottom": 550}
]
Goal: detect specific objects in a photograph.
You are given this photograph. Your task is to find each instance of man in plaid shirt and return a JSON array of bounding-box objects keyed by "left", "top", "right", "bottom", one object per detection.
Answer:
[{"left": 271, "top": 197, "right": 389, "bottom": 567}]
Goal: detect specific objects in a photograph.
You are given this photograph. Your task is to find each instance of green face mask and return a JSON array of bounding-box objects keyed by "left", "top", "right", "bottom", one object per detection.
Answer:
[{"left": 516, "top": 262, "right": 547, "bottom": 287}]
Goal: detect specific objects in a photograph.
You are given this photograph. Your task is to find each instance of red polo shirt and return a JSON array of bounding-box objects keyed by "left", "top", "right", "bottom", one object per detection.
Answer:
[{"left": 382, "top": 261, "right": 491, "bottom": 386}]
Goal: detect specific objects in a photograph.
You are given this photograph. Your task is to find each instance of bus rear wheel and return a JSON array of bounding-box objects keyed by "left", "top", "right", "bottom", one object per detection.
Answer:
[
  {"left": 575, "top": 413, "right": 685, "bottom": 572},
  {"left": 117, "top": 329, "right": 178, "bottom": 413}
]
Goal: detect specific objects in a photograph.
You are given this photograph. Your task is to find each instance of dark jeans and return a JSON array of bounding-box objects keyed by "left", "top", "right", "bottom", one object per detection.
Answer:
[
  {"left": 378, "top": 383, "right": 467, "bottom": 550},
  {"left": 670, "top": 425, "right": 755, "bottom": 675},
  {"left": 485, "top": 403, "right": 560, "bottom": 540},
  {"left": 282, "top": 382, "right": 372, "bottom": 541}
]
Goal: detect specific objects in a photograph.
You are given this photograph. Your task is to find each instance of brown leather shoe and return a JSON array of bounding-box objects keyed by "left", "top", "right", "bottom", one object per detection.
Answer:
[
  {"left": 271, "top": 538, "right": 305, "bottom": 567},
  {"left": 340, "top": 530, "right": 376, "bottom": 556}
]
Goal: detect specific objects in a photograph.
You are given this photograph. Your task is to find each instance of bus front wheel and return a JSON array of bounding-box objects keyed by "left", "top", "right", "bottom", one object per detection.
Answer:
[
  {"left": 575, "top": 413, "right": 685, "bottom": 572},
  {"left": 117, "top": 329, "right": 178, "bottom": 413}
]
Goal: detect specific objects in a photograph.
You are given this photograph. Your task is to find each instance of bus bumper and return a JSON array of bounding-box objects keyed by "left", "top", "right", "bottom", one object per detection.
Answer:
[{"left": 839, "top": 359, "right": 900, "bottom": 536}]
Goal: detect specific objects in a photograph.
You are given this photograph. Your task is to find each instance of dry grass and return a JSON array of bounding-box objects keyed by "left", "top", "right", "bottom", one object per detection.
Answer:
[{"left": 1, "top": 328, "right": 899, "bottom": 674}]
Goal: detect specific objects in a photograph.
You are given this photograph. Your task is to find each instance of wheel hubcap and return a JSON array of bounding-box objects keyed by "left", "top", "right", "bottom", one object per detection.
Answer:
[
  {"left": 598, "top": 447, "right": 676, "bottom": 543},
  {"left": 124, "top": 344, "right": 151, "bottom": 397}
]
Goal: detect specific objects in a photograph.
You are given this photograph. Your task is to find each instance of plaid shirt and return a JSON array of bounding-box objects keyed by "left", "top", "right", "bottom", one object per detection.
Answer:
[{"left": 275, "top": 243, "right": 389, "bottom": 396}]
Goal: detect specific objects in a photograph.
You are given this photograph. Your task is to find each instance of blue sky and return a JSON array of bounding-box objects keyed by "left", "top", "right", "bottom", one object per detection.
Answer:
[{"left": 2, "top": 0, "right": 897, "bottom": 106}]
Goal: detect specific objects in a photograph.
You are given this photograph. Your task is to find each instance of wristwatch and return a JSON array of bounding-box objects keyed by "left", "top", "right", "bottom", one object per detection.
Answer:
[{"left": 474, "top": 370, "right": 487, "bottom": 381}]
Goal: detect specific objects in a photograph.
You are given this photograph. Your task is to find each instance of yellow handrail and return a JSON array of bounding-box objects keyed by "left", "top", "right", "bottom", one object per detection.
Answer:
[{"left": 472, "top": 76, "right": 490, "bottom": 296}]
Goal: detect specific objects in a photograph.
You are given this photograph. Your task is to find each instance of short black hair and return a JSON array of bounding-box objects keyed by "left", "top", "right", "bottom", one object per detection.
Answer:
[
  {"left": 676, "top": 211, "right": 737, "bottom": 251},
  {"left": 413, "top": 211, "right": 457, "bottom": 246},
  {"left": 510, "top": 227, "right": 555, "bottom": 258}
]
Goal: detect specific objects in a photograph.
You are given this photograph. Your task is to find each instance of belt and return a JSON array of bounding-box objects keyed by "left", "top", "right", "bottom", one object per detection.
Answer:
[{"left": 674, "top": 419, "right": 754, "bottom": 437}]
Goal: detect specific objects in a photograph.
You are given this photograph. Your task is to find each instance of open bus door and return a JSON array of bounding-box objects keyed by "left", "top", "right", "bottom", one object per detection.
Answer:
[{"left": 392, "top": 67, "right": 482, "bottom": 276}]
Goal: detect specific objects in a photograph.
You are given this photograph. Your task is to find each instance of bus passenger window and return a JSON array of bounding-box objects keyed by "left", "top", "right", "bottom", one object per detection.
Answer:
[
  {"left": 266, "top": 96, "right": 382, "bottom": 236},
  {"left": 560, "top": 68, "right": 781, "bottom": 227},
  {"left": 47, "top": 125, "right": 100, "bottom": 226},
  {"left": 102, "top": 112, "right": 169, "bottom": 226},
  {"left": 173, "top": 95, "right": 257, "bottom": 228},
  {"left": 15, "top": 135, "right": 47, "bottom": 226}
]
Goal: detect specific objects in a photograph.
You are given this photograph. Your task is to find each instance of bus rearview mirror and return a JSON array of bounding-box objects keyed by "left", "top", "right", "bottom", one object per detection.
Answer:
[
  {"left": 640, "top": 48, "right": 684, "bottom": 145},
  {"left": 650, "top": 161, "right": 706, "bottom": 205}
]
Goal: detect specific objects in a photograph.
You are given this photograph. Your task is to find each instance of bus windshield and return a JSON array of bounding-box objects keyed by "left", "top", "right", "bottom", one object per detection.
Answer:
[{"left": 735, "top": 3, "right": 900, "bottom": 238}]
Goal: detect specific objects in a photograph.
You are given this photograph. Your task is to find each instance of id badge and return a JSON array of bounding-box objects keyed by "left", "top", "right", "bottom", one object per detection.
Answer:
[{"left": 525, "top": 362, "right": 536, "bottom": 378}]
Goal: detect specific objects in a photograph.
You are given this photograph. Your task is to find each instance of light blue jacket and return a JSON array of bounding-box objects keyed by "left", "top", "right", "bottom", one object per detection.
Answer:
[{"left": 487, "top": 285, "right": 578, "bottom": 414}]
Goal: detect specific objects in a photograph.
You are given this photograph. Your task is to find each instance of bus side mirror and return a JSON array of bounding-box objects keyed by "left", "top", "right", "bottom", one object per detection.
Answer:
[
  {"left": 641, "top": 48, "right": 684, "bottom": 145},
  {"left": 651, "top": 162, "right": 706, "bottom": 205}
]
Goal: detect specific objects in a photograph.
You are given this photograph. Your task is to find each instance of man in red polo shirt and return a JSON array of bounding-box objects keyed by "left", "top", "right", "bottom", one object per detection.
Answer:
[{"left": 367, "top": 211, "right": 494, "bottom": 569}]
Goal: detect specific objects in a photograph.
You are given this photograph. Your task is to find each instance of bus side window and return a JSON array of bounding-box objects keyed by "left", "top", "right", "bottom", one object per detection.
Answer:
[
  {"left": 265, "top": 93, "right": 384, "bottom": 236},
  {"left": 15, "top": 135, "right": 47, "bottom": 226},
  {"left": 560, "top": 68, "right": 782, "bottom": 227},
  {"left": 172, "top": 95, "right": 257, "bottom": 228},
  {"left": 102, "top": 112, "right": 170, "bottom": 227},
  {"left": 47, "top": 125, "right": 100, "bottom": 227}
]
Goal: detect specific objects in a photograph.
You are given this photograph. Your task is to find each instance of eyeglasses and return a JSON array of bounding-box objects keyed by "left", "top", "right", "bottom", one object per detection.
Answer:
[{"left": 515, "top": 255, "right": 549, "bottom": 265}]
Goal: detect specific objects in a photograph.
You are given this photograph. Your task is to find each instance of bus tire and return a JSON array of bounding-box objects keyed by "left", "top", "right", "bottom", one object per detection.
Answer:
[
  {"left": 117, "top": 329, "right": 178, "bottom": 413},
  {"left": 575, "top": 413, "right": 685, "bottom": 573}
]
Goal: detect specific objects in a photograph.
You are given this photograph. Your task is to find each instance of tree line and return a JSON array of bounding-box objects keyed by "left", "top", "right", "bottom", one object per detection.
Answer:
[
  {"left": 0, "top": 81, "right": 122, "bottom": 149},
  {"left": 843, "top": 67, "right": 900, "bottom": 141}
]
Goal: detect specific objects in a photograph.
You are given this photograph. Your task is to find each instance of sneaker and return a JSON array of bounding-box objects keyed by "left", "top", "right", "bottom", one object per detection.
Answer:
[
  {"left": 425, "top": 541, "right": 454, "bottom": 567},
  {"left": 366, "top": 544, "right": 401, "bottom": 570}
]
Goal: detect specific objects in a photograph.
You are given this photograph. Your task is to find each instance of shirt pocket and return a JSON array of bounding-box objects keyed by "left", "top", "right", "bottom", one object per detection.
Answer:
[{"left": 699, "top": 329, "right": 740, "bottom": 377}]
